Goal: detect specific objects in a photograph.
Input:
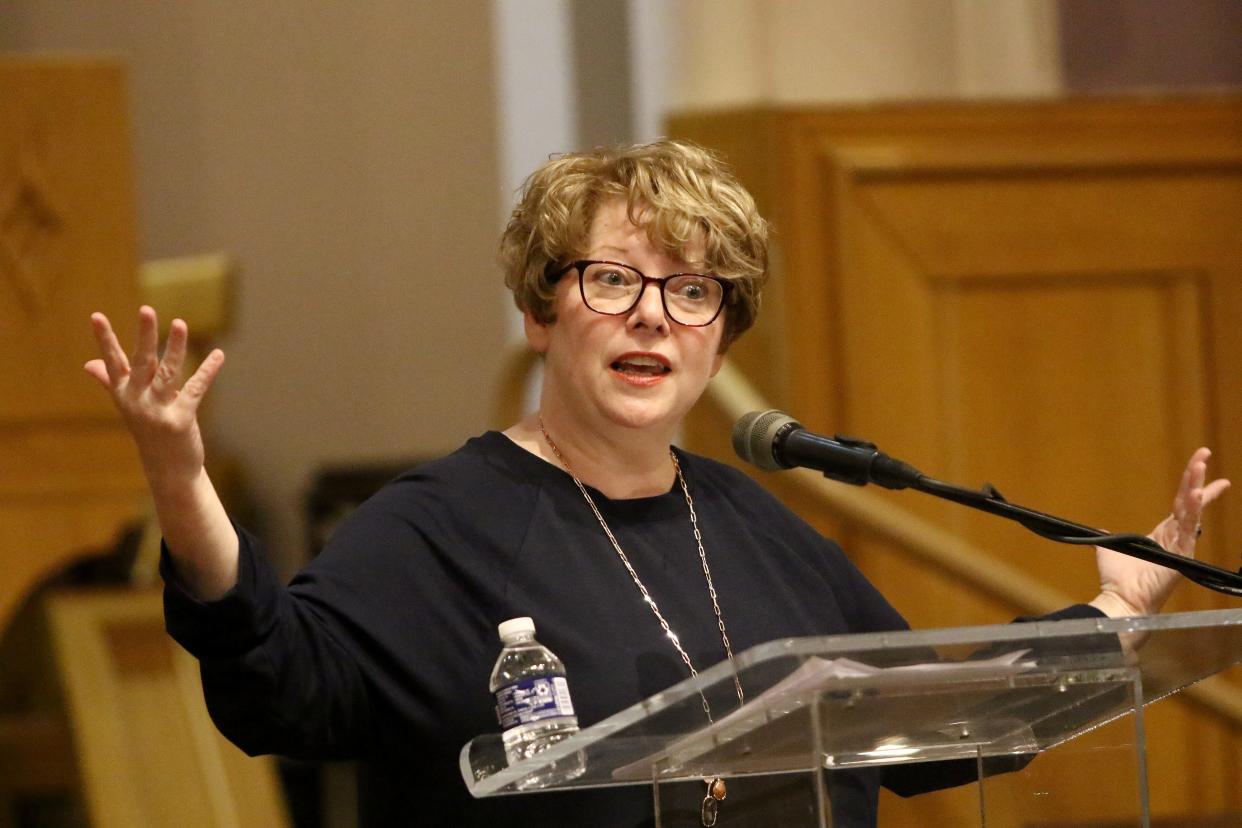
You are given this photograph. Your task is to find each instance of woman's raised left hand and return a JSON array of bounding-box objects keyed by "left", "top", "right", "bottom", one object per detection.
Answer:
[{"left": 1090, "top": 448, "right": 1231, "bottom": 618}]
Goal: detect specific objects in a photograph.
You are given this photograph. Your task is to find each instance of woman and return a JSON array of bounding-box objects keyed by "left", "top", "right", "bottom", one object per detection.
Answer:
[{"left": 86, "top": 140, "right": 1227, "bottom": 827}]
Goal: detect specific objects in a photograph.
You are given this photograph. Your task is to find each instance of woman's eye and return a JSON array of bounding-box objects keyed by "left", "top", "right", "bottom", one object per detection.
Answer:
[
  {"left": 672, "top": 279, "right": 710, "bottom": 301},
  {"left": 587, "top": 265, "right": 632, "bottom": 287}
]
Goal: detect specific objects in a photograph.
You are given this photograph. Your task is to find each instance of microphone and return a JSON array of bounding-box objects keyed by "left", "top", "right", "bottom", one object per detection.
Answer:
[{"left": 731, "top": 410, "right": 923, "bottom": 490}]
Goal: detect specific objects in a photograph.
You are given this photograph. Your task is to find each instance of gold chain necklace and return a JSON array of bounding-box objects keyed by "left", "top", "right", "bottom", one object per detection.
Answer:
[{"left": 538, "top": 417, "right": 742, "bottom": 826}]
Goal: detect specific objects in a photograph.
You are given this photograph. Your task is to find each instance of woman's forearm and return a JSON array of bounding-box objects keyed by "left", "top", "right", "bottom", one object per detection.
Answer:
[{"left": 150, "top": 466, "right": 240, "bottom": 601}]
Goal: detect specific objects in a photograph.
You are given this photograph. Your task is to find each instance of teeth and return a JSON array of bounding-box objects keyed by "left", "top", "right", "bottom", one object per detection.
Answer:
[
  {"left": 612, "top": 355, "right": 669, "bottom": 375},
  {"left": 620, "top": 356, "right": 664, "bottom": 368}
]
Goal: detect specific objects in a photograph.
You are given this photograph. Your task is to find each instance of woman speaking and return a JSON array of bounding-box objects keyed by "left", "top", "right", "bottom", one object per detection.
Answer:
[{"left": 86, "top": 140, "right": 1227, "bottom": 827}]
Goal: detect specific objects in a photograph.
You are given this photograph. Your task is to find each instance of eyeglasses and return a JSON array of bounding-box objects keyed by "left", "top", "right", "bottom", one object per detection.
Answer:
[{"left": 548, "top": 260, "right": 731, "bottom": 327}]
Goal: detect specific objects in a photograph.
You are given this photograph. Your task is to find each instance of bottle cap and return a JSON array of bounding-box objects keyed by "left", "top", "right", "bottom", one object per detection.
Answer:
[{"left": 497, "top": 616, "right": 536, "bottom": 642}]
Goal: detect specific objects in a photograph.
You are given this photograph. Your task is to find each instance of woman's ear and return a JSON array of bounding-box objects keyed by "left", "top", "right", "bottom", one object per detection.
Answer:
[{"left": 524, "top": 311, "right": 551, "bottom": 353}]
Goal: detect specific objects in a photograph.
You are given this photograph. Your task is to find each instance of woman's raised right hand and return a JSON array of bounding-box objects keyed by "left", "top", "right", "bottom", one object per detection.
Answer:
[
  {"left": 85, "top": 306, "right": 239, "bottom": 599},
  {"left": 85, "top": 306, "right": 225, "bottom": 484}
]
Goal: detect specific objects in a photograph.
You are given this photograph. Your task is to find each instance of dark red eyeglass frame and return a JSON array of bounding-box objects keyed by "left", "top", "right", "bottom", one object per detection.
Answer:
[{"left": 547, "top": 259, "right": 732, "bottom": 327}]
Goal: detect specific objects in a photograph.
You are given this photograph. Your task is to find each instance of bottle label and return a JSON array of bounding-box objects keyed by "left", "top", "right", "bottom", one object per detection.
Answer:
[{"left": 495, "top": 676, "right": 575, "bottom": 730}]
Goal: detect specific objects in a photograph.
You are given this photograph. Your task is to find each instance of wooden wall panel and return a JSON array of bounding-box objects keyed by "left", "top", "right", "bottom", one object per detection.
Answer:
[
  {"left": 0, "top": 57, "right": 139, "bottom": 422},
  {"left": 0, "top": 57, "right": 147, "bottom": 633},
  {"left": 673, "top": 98, "right": 1242, "bottom": 825}
]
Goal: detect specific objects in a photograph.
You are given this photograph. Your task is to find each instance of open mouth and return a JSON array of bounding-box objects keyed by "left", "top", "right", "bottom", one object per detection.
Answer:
[{"left": 611, "top": 355, "right": 671, "bottom": 376}]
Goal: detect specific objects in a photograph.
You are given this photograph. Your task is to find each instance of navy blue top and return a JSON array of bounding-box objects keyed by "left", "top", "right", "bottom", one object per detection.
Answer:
[{"left": 162, "top": 431, "right": 1102, "bottom": 827}]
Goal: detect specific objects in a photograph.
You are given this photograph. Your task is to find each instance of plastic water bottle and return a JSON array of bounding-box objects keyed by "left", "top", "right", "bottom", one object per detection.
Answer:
[{"left": 490, "top": 617, "right": 579, "bottom": 766}]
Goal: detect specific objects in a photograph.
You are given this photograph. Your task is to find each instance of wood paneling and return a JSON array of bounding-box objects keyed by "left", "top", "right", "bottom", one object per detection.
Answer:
[
  {"left": 0, "top": 57, "right": 147, "bottom": 632},
  {"left": 673, "top": 97, "right": 1242, "bottom": 824}
]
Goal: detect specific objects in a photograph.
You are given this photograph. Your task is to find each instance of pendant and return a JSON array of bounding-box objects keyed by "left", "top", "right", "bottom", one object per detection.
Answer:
[{"left": 700, "top": 777, "right": 726, "bottom": 827}]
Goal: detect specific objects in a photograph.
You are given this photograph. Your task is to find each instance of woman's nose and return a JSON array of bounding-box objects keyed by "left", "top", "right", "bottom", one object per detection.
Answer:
[{"left": 626, "top": 281, "right": 670, "bottom": 333}]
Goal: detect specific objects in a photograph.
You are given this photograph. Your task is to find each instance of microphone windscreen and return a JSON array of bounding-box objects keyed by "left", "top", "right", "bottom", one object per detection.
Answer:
[{"left": 731, "top": 409, "right": 801, "bottom": 470}]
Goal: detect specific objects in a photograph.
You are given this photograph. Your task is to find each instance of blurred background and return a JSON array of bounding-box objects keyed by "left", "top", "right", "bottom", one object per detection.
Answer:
[{"left": 1, "top": 1, "right": 1239, "bottom": 826}]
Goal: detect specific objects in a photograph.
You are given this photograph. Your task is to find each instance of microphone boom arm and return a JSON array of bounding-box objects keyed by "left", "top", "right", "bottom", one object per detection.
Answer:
[
  {"left": 732, "top": 408, "right": 1242, "bottom": 597},
  {"left": 903, "top": 471, "right": 1242, "bottom": 598}
]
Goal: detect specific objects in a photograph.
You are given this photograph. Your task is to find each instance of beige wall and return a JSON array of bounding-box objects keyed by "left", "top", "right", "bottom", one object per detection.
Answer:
[
  {"left": 663, "top": 0, "right": 1061, "bottom": 108},
  {"left": 1, "top": 1, "right": 504, "bottom": 569}
]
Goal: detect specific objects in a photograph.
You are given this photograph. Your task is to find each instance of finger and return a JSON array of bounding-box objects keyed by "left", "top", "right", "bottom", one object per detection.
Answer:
[
  {"left": 1175, "top": 485, "right": 1202, "bottom": 538},
  {"left": 1172, "top": 449, "right": 1211, "bottom": 520},
  {"left": 83, "top": 358, "right": 112, "bottom": 388},
  {"left": 1188, "top": 451, "right": 1208, "bottom": 490},
  {"left": 151, "top": 318, "right": 190, "bottom": 401},
  {"left": 89, "top": 312, "right": 131, "bottom": 383},
  {"left": 1201, "top": 478, "right": 1231, "bottom": 507},
  {"left": 128, "top": 306, "right": 160, "bottom": 387},
  {"left": 177, "top": 349, "right": 226, "bottom": 411}
]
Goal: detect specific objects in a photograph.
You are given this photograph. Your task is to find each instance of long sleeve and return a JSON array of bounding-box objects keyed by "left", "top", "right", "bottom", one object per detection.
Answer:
[
  {"left": 162, "top": 523, "right": 378, "bottom": 758},
  {"left": 160, "top": 462, "right": 514, "bottom": 761}
]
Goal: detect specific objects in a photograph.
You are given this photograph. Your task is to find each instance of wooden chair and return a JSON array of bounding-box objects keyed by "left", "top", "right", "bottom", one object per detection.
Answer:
[{"left": 45, "top": 590, "right": 289, "bottom": 828}]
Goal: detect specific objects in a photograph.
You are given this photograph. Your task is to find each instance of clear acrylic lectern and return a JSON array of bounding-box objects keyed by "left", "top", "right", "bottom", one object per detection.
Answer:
[{"left": 461, "top": 609, "right": 1242, "bottom": 827}]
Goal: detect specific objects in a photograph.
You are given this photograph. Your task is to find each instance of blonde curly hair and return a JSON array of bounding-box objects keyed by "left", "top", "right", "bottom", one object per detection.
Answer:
[{"left": 500, "top": 139, "right": 769, "bottom": 347}]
